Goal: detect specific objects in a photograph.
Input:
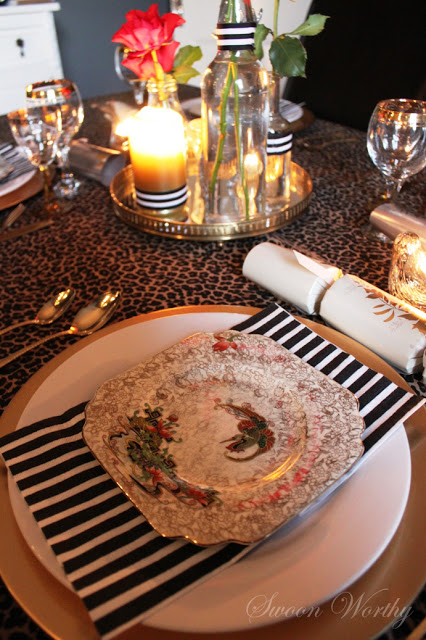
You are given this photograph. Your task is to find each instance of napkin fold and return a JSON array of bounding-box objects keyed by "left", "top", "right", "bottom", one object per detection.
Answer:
[
  {"left": 320, "top": 274, "right": 426, "bottom": 374},
  {"left": 370, "top": 203, "right": 426, "bottom": 244},
  {"left": 1, "top": 304, "right": 424, "bottom": 640},
  {"left": 243, "top": 242, "right": 342, "bottom": 314}
]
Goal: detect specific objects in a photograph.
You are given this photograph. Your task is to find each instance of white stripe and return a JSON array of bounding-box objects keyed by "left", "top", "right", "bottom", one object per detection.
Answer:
[
  {"left": 0, "top": 412, "right": 83, "bottom": 456},
  {"left": 363, "top": 396, "right": 425, "bottom": 439},
  {"left": 21, "top": 459, "right": 99, "bottom": 497},
  {"left": 37, "top": 487, "right": 122, "bottom": 526},
  {"left": 47, "top": 502, "right": 134, "bottom": 545},
  {"left": 268, "top": 135, "right": 293, "bottom": 145},
  {"left": 27, "top": 474, "right": 111, "bottom": 511},
  {"left": 90, "top": 543, "right": 222, "bottom": 620},
  {"left": 325, "top": 355, "right": 355, "bottom": 380},
  {"left": 74, "top": 530, "right": 176, "bottom": 587},
  {"left": 359, "top": 383, "right": 400, "bottom": 419},
  {"left": 241, "top": 307, "right": 282, "bottom": 333},
  {"left": 353, "top": 372, "right": 383, "bottom": 399},
  {"left": 339, "top": 364, "right": 369, "bottom": 390},
  {"left": 136, "top": 185, "right": 187, "bottom": 201},
  {"left": 137, "top": 192, "right": 188, "bottom": 209},
  {"left": 267, "top": 142, "right": 292, "bottom": 154},
  {"left": 312, "top": 348, "right": 340, "bottom": 372},
  {"left": 262, "top": 315, "right": 295, "bottom": 337},
  {"left": 286, "top": 332, "right": 320, "bottom": 355},
  {"left": 216, "top": 27, "right": 255, "bottom": 35},
  {"left": 300, "top": 339, "right": 330, "bottom": 363},
  {"left": 14, "top": 446, "right": 89, "bottom": 483},
  {"left": 57, "top": 515, "right": 143, "bottom": 563},
  {"left": 217, "top": 37, "right": 254, "bottom": 46},
  {"left": 274, "top": 323, "right": 310, "bottom": 346}
]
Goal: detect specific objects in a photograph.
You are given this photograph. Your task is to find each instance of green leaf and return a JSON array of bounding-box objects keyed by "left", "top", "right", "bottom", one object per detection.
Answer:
[
  {"left": 173, "top": 44, "right": 202, "bottom": 68},
  {"left": 254, "top": 23, "right": 271, "bottom": 60},
  {"left": 270, "top": 36, "right": 307, "bottom": 78},
  {"left": 289, "top": 14, "right": 329, "bottom": 37},
  {"left": 173, "top": 65, "right": 200, "bottom": 84}
]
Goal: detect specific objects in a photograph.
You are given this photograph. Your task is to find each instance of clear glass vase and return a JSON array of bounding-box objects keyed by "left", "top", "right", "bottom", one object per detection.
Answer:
[
  {"left": 265, "top": 72, "right": 293, "bottom": 213},
  {"left": 200, "top": 0, "right": 269, "bottom": 223}
]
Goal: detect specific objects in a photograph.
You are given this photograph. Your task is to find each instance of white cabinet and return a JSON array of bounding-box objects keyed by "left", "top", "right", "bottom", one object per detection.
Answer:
[{"left": 0, "top": 2, "right": 63, "bottom": 115}]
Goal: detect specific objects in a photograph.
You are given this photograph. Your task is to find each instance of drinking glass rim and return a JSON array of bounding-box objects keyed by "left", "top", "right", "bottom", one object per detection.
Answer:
[{"left": 375, "top": 98, "right": 426, "bottom": 125}]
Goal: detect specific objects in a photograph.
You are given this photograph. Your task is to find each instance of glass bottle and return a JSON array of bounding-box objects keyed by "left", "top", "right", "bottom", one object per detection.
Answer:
[
  {"left": 146, "top": 74, "right": 187, "bottom": 123},
  {"left": 265, "top": 72, "right": 293, "bottom": 212},
  {"left": 201, "top": 0, "right": 269, "bottom": 223}
]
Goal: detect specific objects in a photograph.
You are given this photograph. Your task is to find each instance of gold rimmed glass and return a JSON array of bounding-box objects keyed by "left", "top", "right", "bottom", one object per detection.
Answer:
[
  {"left": 367, "top": 98, "right": 426, "bottom": 202},
  {"left": 7, "top": 107, "right": 62, "bottom": 215},
  {"left": 26, "top": 79, "right": 84, "bottom": 199}
]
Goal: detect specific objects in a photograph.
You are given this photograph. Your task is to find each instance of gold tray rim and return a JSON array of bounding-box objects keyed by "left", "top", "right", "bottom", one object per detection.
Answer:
[{"left": 110, "top": 163, "right": 312, "bottom": 242}]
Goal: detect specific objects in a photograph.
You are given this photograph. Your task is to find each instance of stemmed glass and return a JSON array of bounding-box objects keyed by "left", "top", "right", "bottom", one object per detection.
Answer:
[
  {"left": 26, "top": 79, "right": 84, "bottom": 199},
  {"left": 7, "top": 106, "right": 62, "bottom": 215},
  {"left": 367, "top": 98, "right": 426, "bottom": 202},
  {"left": 114, "top": 45, "right": 146, "bottom": 105}
]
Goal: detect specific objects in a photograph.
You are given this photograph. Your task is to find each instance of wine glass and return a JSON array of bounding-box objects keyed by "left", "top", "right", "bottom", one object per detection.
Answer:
[
  {"left": 114, "top": 45, "right": 146, "bottom": 105},
  {"left": 7, "top": 107, "right": 62, "bottom": 215},
  {"left": 26, "top": 79, "right": 84, "bottom": 199},
  {"left": 367, "top": 98, "right": 426, "bottom": 202}
]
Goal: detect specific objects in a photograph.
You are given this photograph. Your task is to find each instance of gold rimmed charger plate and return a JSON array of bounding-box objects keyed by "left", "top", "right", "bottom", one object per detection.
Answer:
[
  {"left": 0, "top": 170, "right": 43, "bottom": 211},
  {"left": 0, "top": 305, "right": 425, "bottom": 640}
]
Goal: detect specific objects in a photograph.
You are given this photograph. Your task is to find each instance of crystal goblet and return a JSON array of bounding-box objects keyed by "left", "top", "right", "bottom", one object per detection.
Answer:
[
  {"left": 26, "top": 79, "right": 84, "bottom": 199},
  {"left": 7, "top": 107, "right": 62, "bottom": 215}
]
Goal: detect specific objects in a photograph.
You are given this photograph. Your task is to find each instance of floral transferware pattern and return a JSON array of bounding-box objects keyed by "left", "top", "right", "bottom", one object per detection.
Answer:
[{"left": 83, "top": 331, "right": 365, "bottom": 545}]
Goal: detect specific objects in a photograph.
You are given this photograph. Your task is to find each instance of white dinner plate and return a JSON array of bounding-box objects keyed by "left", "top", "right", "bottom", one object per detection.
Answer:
[
  {"left": 9, "top": 310, "right": 411, "bottom": 634},
  {"left": 181, "top": 97, "right": 304, "bottom": 124},
  {"left": 0, "top": 169, "right": 36, "bottom": 198}
]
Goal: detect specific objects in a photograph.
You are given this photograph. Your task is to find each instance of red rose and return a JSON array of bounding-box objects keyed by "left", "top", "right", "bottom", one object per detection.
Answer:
[{"left": 112, "top": 4, "right": 184, "bottom": 80}]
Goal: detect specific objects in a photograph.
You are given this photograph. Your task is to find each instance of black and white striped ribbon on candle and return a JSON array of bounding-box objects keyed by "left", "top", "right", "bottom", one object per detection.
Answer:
[
  {"left": 267, "top": 131, "right": 293, "bottom": 155},
  {"left": 135, "top": 184, "right": 188, "bottom": 210},
  {"left": 216, "top": 22, "right": 256, "bottom": 50}
]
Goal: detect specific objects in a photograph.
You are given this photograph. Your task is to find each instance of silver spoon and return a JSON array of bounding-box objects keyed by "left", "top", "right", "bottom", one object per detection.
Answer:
[
  {"left": 0, "top": 288, "right": 76, "bottom": 337},
  {"left": 0, "top": 290, "right": 121, "bottom": 368}
]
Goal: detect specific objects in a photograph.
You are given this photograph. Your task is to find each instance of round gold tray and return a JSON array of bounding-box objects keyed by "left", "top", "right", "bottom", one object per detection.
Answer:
[{"left": 110, "top": 163, "right": 312, "bottom": 242}]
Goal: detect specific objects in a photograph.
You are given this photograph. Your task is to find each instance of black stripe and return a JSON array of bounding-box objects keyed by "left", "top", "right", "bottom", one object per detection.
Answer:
[
  {"left": 333, "top": 358, "right": 364, "bottom": 385},
  {"left": 9, "top": 439, "right": 87, "bottom": 475},
  {"left": 63, "top": 521, "right": 155, "bottom": 574},
  {"left": 346, "top": 367, "right": 379, "bottom": 394},
  {"left": 279, "top": 326, "right": 312, "bottom": 350},
  {"left": 72, "top": 530, "right": 175, "bottom": 590},
  {"left": 1, "top": 418, "right": 84, "bottom": 461},
  {"left": 292, "top": 334, "right": 324, "bottom": 359},
  {"left": 217, "top": 22, "right": 256, "bottom": 29},
  {"left": 16, "top": 451, "right": 96, "bottom": 491},
  {"left": 319, "top": 351, "right": 351, "bottom": 377},
  {"left": 305, "top": 343, "right": 337, "bottom": 367},
  {"left": 84, "top": 541, "right": 204, "bottom": 610},
  {"left": 94, "top": 543, "right": 244, "bottom": 636},
  {"left": 52, "top": 506, "right": 141, "bottom": 556},
  {"left": 362, "top": 386, "right": 407, "bottom": 426},
  {"left": 25, "top": 465, "right": 106, "bottom": 506},
  {"left": 357, "top": 377, "right": 394, "bottom": 411},
  {"left": 268, "top": 319, "right": 303, "bottom": 344},
  {"left": 41, "top": 492, "right": 129, "bottom": 539},
  {"left": 230, "top": 304, "right": 281, "bottom": 332},
  {"left": 0, "top": 402, "right": 86, "bottom": 448},
  {"left": 33, "top": 479, "right": 118, "bottom": 522},
  {"left": 363, "top": 395, "right": 420, "bottom": 452}
]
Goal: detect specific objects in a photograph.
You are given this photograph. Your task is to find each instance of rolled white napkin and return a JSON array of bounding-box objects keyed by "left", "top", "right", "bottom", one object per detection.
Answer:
[
  {"left": 243, "top": 242, "right": 342, "bottom": 314},
  {"left": 370, "top": 203, "right": 426, "bottom": 244},
  {"left": 320, "top": 274, "right": 426, "bottom": 374}
]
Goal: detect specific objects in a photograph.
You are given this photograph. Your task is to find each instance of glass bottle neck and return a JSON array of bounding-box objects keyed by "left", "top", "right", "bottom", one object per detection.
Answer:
[{"left": 217, "top": 0, "right": 255, "bottom": 23}]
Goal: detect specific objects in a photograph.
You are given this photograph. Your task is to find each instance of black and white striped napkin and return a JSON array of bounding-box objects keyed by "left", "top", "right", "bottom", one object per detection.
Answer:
[
  {"left": 0, "top": 304, "right": 423, "bottom": 639},
  {"left": 0, "top": 143, "right": 34, "bottom": 186}
]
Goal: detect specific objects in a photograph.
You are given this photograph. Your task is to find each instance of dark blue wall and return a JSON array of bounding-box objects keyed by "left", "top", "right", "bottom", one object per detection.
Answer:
[{"left": 54, "top": 0, "right": 169, "bottom": 99}]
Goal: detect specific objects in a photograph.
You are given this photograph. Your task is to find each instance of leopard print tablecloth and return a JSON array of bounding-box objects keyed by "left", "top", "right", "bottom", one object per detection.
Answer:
[{"left": 0, "top": 91, "right": 425, "bottom": 640}]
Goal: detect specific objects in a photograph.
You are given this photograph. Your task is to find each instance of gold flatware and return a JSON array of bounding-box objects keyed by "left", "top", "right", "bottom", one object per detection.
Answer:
[
  {"left": 1, "top": 203, "right": 26, "bottom": 230},
  {"left": 0, "top": 218, "right": 54, "bottom": 242}
]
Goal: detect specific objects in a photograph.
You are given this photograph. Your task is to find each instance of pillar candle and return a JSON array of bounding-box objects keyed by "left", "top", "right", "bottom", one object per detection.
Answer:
[{"left": 128, "top": 106, "right": 188, "bottom": 211}]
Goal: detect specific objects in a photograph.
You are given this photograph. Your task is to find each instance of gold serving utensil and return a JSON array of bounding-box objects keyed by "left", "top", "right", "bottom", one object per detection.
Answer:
[
  {"left": 0, "top": 218, "right": 54, "bottom": 242},
  {"left": 0, "top": 203, "right": 26, "bottom": 231},
  {"left": 0, "top": 290, "right": 121, "bottom": 368}
]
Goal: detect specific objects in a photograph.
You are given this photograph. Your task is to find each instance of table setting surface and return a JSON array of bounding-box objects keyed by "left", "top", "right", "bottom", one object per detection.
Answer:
[{"left": 0, "top": 88, "right": 425, "bottom": 640}]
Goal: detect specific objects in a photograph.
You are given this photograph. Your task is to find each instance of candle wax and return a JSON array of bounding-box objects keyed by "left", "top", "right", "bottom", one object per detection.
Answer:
[{"left": 129, "top": 107, "right": 187, "bottom": 193}]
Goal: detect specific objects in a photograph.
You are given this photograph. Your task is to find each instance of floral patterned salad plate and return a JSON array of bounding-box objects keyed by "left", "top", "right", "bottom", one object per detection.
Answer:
[{"left": 83, "top": 331, "right": 365, "bottom": 545}]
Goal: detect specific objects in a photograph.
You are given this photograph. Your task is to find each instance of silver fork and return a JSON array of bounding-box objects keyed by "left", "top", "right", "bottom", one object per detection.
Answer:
[{"left": 1, "top": 203, "right": 26, "bottom": 231}]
